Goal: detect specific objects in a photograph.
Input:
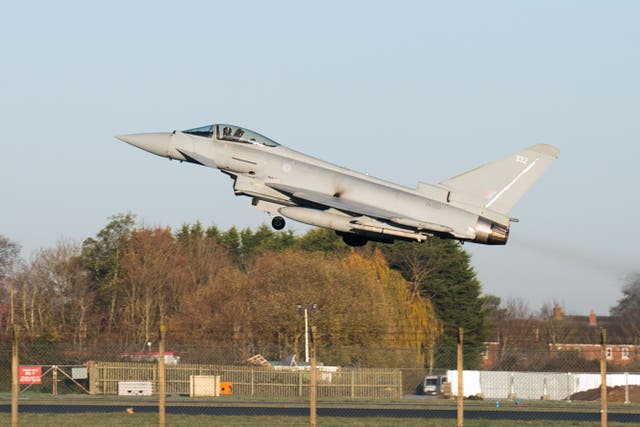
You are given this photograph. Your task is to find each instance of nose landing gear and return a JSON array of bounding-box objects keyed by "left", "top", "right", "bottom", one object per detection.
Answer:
[{"left": 271, "top": 216, "right": 286, "bottom": 230}]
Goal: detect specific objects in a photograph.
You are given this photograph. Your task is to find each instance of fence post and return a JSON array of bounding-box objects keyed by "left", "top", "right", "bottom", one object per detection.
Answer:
[
  {"left": 310, "top": 325, "right": 317, "bottom": 427},
  {"left": 87, "top": 361, "right": 97, "bottom": 395},
  {"left": 600, "top": 327, "right": 607, "bottom": 427},
  {"left": 351, "top": 370, "right": 355, "bottom": 399},
  {"left": 159, "top": 323, "right": 166, "bottom": 427},
  {"left": 509, "top": 373, "right": 515, "bottom": 399},
  {"left": 457, "top": 327, "right": 464, "bottom": 427},
  {"left": 251, "top": 368, "right": 255, "bottom": 396},
  {"left": 52, "top": 365, "right": 58, "bottom": 396},
  {"left": 428, "top": 345, "right": 434, "bottom": 376},
  {"left": 11, "top": 324, "right": 19, "bottom": 427},
  {"left": 624, "top": 372, "right": 630, "bottom": 404},
  {"left": 299, "top": 369, "right": 303, "bottom": 397}
]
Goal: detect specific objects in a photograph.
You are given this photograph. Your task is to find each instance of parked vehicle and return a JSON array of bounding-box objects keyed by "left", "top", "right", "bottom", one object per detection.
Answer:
[
  {"left": 121, "top": 351, "right": 181, "bottom": 365},
  {"left": 417, "top": 374, "right": 447, "bottom": 395}
]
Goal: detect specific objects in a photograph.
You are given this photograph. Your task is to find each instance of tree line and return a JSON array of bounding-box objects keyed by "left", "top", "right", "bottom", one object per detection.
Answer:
[{"left": 0, "top": 213, "right": 493, "bottom": 368}]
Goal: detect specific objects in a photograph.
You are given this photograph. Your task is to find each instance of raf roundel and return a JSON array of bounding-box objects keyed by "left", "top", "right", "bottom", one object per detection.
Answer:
[
  {"left": 282, "top": 163, "right": 292, "bottom": 173},
  {"left": 483, "top": 190, "right": 498, "bottom": 201}
]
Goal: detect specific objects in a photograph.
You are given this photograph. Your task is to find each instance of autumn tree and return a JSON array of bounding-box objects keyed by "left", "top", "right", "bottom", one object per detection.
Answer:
[
  {"left": 171, "top": 223, "right": 250, "bottom": 360},
  {"left": 176, "top": 222, "right": 233, "bottom": 290},
  {"left": 2, "top": 216, "right": 488, "bottom": 369},
  {"left": 341, "top": 250, "right": 440, "bottom": 367},
  {"left": 381, "top": 238, "right": 488, "bottom": 368},
  {"left": 244, "top": 249, "right": 438, "bottom": 367},
  {"left": 118, "top": 227, "right": 189, "bottom": 348},
  {"left": 169, "top": 267, "right": 250, "bottom": 362}
]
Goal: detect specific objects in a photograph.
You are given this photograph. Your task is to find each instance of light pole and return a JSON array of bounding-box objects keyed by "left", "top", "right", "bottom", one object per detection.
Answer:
[{"left": 297, "top": 303, "right": 317, "bottom": 363}]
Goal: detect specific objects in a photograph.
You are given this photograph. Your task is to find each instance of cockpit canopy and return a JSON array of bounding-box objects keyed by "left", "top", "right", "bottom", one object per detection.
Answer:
[
  {"left": 183, "top": 124, "right": 280, "bottom": 147},
  {"left": 182, "top": 125, "right": 214, "bottom": 138}
]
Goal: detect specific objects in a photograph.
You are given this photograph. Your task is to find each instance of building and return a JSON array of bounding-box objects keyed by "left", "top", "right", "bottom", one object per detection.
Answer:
[{"left": 482, "top": 304, "right": 639, "bottom": 370}]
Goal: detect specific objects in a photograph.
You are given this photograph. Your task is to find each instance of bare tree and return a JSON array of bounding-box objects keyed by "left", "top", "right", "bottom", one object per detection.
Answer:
[
  {"left": 176, "top": 226, "right": 233, "bottom": 292},
  {"left": 119, "top": 227, "right": 189, "bottom": 348},
  {"left": 611, "top": 273, "right": 640, "bottom": 342},
  {"left": 8, "top": 241, "right": 94, "bottom": 343},
  {"left": 0, "top": 235, "right": 21, "bottom": 336},
  {"left": 380, "top": 239, "right": 444, "bottom": 298},
  {"left": 0, "top": 235, "right": 20, "bottom": 282},
  {"left": 538, "top": 300, "right": 577, "bottom": 346},
  {"left": 489, "top": 297, "right": 539, "bottom": 368}
]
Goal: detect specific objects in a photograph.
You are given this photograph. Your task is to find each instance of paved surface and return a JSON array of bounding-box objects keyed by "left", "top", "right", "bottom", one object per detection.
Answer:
[{"left": 2, "top": 402, "right": 640, "bottom": 423}]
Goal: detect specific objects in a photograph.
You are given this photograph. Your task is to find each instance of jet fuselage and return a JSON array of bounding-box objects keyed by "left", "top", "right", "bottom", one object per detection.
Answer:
[{"left": 117, "top": 124, "right": 558, "bottom": 246}]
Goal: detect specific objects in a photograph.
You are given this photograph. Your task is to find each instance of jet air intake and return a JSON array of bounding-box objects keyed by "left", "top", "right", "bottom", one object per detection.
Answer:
[{"left": 474, "top": 217, "right": 509, "bottom": 245}]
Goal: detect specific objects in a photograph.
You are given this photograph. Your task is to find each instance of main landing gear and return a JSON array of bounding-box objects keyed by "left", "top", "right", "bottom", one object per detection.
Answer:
[
  {"left": 339, "top": 232, "right": 369, "bottom": 247},
  {"left": 271, "top": 216, "right": 286, "bottom": 230}
]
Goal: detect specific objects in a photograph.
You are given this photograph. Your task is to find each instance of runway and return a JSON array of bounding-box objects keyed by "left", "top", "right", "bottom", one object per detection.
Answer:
[{"left": 2, "top": 403, "right": 639, "bottom": 423}]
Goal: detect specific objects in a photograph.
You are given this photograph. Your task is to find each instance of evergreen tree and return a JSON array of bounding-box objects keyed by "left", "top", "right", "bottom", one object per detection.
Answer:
[
  {"left": 610, "top": 274, "right": 640, "bottom": 341},
  {"left": 239, "top": 224, "right": 296, "bottom": 257},
  {"left": 294, "top": 228, "right": 348, "bottom": 253},
  {"left": 80, "top": 213, "right": 136, "bottom": 336},
  {"left": 205, "top": 225, "right": 221, "bottom": 240},
  {"left": 381, "top": 238, "right": 488, "bottom": 368},
  {"left": 219, "top": 226, "right": 241, "bottom": 262}
]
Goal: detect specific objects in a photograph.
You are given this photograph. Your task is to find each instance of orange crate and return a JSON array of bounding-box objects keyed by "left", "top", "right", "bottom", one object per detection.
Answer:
[{"left": 220, "top": 382, "right": 233, "bottom": 395}]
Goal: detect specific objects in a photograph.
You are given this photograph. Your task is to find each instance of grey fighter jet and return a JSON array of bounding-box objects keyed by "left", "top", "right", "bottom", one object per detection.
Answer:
[{"left": 117, "top": 124, "right": 559, "bottom": 247}]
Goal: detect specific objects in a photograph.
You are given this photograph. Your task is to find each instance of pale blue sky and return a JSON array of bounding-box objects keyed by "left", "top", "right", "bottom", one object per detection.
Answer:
[{"left": 1, "top": 1, "right": 638, "bottom": 315}]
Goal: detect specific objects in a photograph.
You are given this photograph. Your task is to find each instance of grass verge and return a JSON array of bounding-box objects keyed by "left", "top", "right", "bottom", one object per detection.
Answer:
[{"left": 0, "top": 413, "right": 634, "bottom": 427}]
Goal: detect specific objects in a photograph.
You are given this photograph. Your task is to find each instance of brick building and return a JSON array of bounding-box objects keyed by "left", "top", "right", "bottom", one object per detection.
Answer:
[{"left": 482, "top": 304, "right": 639, "bottom": 369}]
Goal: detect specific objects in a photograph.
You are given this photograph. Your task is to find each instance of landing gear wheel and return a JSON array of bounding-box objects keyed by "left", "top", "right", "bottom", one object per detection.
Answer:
[{"left": 271, "top": 216, "right": 286, "bottom": 230}]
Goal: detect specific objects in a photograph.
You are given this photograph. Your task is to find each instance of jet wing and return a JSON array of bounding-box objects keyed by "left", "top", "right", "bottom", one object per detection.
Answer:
[{"left": 266, "top": 183, "right": 454, "bottom": 234}]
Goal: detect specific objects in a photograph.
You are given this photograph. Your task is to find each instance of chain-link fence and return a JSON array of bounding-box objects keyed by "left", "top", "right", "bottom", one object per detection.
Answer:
[{"left": 2, "top": 332, "right": 640, "bottom": 426}]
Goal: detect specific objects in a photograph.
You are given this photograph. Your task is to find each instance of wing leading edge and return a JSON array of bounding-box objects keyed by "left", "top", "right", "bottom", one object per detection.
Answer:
[{"left": 265, "top": 182, "right": 454, "bottom": 235}]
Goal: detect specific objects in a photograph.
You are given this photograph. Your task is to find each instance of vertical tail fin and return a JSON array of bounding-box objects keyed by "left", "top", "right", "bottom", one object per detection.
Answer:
[{"left": 439, "top": 144, "right": 559, "bottom": 215}]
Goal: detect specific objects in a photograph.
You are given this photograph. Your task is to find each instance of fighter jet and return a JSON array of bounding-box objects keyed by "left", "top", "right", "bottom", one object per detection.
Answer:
[{"left": 117, "top": 124, "right": 559, "bottom": 247}]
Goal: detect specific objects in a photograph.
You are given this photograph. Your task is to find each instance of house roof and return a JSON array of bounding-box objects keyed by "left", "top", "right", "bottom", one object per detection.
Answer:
[{"left": 486, "top": 305, "right": 639, "bottom": 346}]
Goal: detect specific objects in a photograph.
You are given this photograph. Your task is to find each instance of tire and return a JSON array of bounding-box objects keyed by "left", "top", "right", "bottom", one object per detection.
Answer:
[{"left": 271, "top": 216, "right": 286, "bottom": 230}]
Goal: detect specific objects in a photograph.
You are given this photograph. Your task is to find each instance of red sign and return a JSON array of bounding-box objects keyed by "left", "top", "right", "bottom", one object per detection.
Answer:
[{"left": 19, "top": 366, "right": 42, "bottom": 385}]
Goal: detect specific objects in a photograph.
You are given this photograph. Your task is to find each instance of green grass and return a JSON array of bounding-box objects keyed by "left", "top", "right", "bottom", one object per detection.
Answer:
[
  {"left": 2, "top": 396, "right": 639, "bottom": 426},
  {"left": 0, "top": 413, "right": 634, "bottom": 427},
  {"left": 30, "top": 396, "right": 630, "bottom": 414}
]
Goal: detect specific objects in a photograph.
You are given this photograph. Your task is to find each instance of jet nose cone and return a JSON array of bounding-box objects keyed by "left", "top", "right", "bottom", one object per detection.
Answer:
[
  {"left": 116, "top": 132, "right": 171, "bottom": 157},
  {"left": 115, "top": 134, "right": 138, "bottom": 145}
]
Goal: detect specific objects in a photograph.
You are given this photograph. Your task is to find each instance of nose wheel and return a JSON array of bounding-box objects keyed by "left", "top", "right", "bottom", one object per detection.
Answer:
[{"left": 271, "top": 216, "right": 286, "bottom": 230}]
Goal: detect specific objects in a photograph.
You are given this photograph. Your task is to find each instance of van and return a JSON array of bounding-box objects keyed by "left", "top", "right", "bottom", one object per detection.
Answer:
[{"left": 417, "top": 374, "right": 446, "bottom": 395}]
